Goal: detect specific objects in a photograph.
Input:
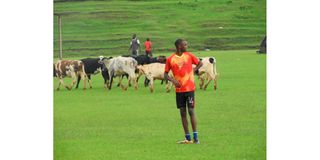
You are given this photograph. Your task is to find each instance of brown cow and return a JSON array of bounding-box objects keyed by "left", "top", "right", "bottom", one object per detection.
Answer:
[
  {"left": 55, "top": 60, "right": 87, "bottom": 90},
  {"left": 137, "top": 63, "right": 173, "bottom": 93}
]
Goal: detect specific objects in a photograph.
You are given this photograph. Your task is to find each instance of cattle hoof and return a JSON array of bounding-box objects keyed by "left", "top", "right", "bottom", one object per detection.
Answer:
[
  {"left": 90, "top": 86, "right": 92, "bottom": 89},
  {"left": 83, "top": 88, "right": 87, "bottom": 90},
  {"left": 56, "top": 88, "right": 60, "bottom": 91},
  {"left": 214, "top": 86, "right": 217, "bottom": 90}
]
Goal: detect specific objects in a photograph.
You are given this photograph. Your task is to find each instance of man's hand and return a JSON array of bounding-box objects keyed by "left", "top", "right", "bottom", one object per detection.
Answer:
[
  {"left": 193, "top": 61, "right": 203, "bottom": 73},
  {"left": 164, "top": 72, "right": 181, "bottom": 88},
  {"left": 193, "top": 68, "right": 199, "bottom": 75},
  {"left": 172, "top": 79, "right": 181, "bottom": 88}
]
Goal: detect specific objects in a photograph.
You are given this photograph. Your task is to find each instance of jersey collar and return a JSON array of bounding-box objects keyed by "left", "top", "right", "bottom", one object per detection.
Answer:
[{"left": 174, "top": 52, "right": 186, "bottom": 58}]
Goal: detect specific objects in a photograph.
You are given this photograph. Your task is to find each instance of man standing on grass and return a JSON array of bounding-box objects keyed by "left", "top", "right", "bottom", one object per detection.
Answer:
[
  {"left": 164, "top": 39, "right": 203, "bottom": 144},
  {"left": 128, "top": 33, "right": 141, "bottom": 56},
  {"left": 144, "top": 38, "right": 153, "bottom": 57}
]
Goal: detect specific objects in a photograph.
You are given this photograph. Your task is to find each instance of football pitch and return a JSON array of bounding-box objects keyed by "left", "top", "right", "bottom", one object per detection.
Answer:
[{"left": 54, "top": 50, "right": 266, "bottom": 160}]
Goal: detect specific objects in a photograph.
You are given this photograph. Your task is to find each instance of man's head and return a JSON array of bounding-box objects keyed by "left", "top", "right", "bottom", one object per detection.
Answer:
[
  {"left": 132, "top": 34, "right": 136, "bottom": 39},
  {"left": 146, "top": 38, "right": 150, "bottom": 41},
  {"left": 175, "top": 39, "right": 188, "bottom": 52}
]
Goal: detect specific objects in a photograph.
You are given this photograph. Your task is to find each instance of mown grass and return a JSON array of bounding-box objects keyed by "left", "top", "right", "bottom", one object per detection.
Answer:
[
  {"left": 54, "top": 0, "right": 266, "bottom": 57},
  {"left": 54, "top": 50, "right": 266, "bottom": 160}
]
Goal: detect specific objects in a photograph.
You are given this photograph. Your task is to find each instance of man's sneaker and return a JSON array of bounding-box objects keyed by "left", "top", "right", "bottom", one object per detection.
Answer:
[
  {"left": 177, "top": 139, "right": 194, "bottom": 144},
  {"left": 193, "top": 140, "right": 200, "bottom": 144}
]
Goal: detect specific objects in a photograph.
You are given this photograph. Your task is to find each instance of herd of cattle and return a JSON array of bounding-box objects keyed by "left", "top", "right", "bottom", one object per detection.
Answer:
[{"left": 54, "top": 55, "right": 218, "bottom": 92}]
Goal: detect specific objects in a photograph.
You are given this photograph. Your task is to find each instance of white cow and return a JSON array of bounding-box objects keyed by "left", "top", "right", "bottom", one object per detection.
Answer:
[
  {"left": 101, "top": 56, "right": 138, "bottom": 90},
  {"left": 195, "top": 57, "right": 218, "bottom": 90}
]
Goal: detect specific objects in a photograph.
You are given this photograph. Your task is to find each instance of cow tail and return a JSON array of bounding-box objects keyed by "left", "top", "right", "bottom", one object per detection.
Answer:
[
  {"left": 56, "top": 61, "right": 62, "bottom": 77},
  {"left": 212, "top": 58, "right": 218, "bottom": 78}
]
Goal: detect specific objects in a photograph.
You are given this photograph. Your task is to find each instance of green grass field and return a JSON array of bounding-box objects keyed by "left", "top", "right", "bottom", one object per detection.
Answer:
[
  {"left": 54, "top": 0, "right": 266, "bottom": 57},
  {"left": 54, "top": 50, "right": 266, "bottom": 160}
]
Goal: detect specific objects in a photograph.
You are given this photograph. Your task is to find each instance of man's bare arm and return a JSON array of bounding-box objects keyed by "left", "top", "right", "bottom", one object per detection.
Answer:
[
  {"left": 164, "top": 72, "right": 181, "bottom": 88},
  {"left": 193, "top": 61, "right": 203, "bottom": 72}
]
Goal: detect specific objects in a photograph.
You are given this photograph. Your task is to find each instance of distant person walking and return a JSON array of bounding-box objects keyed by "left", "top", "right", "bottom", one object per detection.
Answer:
[
  {"left": 129, "top": 34, "right": 141, "bottom": 56},
  {"left": 144, "top": 38, "right": 153, "bottom": 57}
]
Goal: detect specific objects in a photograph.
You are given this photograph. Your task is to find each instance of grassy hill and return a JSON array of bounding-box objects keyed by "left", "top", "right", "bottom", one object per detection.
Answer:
[{"left": 54, "top": 0, "right": 266, "bottom": 57}]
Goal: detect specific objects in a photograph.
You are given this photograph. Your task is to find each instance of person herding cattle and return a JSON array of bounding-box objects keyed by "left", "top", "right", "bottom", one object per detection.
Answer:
[
  {"left": 128, "top": 34, "right": 141, "bottom": 57},
  {"left": 164, "top": 39, "right": 203, "bottom": 144},
  {"left": 144, "top": 38, "right": 152, "bottom": 57}
]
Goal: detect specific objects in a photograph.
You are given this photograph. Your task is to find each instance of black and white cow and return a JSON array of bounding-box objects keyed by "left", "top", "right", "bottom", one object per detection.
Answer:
[
  {"left": 75, "top": 56, "right": 110, "bottom": 89},
  {"left": 124, "top": 55, "right": 166, "bottom": 65}
]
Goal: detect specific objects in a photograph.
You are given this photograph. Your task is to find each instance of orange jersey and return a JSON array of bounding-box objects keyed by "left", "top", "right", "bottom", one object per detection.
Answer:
[
  {"left": 144, "top": 41, "right": 152, "bottom": 51},
  {"left": 165, "top": 52, "right": 199, "bottom": 92}
]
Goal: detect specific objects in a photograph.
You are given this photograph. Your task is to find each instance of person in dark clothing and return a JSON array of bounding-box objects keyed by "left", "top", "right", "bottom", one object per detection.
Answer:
[{"left": 128, "top": 34, "right": 141, "bottom": 56}]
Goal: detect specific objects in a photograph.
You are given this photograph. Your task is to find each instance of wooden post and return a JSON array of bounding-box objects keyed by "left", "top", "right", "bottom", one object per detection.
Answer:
[
  {"left": 55, "top": 12, "right": 79, "bottom": 59},
  {"left": 58, "top": 15, "right": 63, "bottom": 60}
]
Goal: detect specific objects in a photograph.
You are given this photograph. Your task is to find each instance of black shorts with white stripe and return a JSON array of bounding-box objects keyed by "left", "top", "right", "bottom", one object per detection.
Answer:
[{"left": 175, "top": 91, "right": 195, "bottom": 109}]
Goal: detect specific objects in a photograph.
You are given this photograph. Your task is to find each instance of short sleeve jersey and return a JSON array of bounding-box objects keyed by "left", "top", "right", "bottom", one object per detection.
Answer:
[
  {"left": 144, "top": 41, "right": 152, "bottom": 51},
  {"left": 165, "top": 52, "right": 199, "bottom": 92}
]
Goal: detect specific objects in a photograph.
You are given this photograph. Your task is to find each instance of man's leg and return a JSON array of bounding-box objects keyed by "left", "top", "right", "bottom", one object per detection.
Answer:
[
  {"left": 188, "top": 107, "right": 197, "bottom": 133},
  {"left": 132, "top": 50, "right": 137, "bottom": 57},
  {"left": 176, "top": 92, "right": 191, "bottom": 143},
  {"left": 180, "top": 107, "right": 190, "bottom": 140},
  {"left": 187, "top": 92, "right": 199, "bottom": 143},
  {"left": 188, "top": 107, "right": 199, "bottom": 143}
]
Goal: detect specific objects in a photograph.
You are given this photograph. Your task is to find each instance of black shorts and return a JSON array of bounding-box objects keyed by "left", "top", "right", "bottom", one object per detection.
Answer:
[{"left": 176, "top": 91, "right": 195, "bottom": 109}]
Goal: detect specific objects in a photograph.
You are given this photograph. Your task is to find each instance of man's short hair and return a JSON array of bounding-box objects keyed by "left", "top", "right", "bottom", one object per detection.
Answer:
[{"left": 175, "top": 39, "right": 184, "bottom": 48}]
